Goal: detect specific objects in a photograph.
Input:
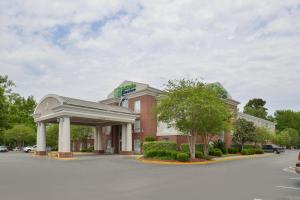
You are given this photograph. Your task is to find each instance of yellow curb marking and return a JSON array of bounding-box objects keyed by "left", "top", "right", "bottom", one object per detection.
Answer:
[{"left": 137, "top": 153, "right": 274, "bottom": 165}]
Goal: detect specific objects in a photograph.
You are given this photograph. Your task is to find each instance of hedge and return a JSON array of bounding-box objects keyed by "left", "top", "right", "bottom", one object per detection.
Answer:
[
  {"left": 243, "top": 144, "right": 261, "bottom": 149},
  {"left": 143, "top": 141, "right": 177, "bottom": 153},
  {"left": 228, "top": 148, "right": 239, "bottom": 154},
  {"left": 195, "top": 151, "right": 204, "bottom": 159},
  {"left": 241, "top": 148, "right": 264, "bottom": 155},
  {"left": 180, "top": 143, "right": 204, "bottom": 153},
  {"left": 144, "top": 136, "right": 155, "bottom": 142},
  {"left": 177, "top": 152, "right": 189, "bottom": 162},
  {"left": 144, "top": 150, "right": 177, "bottom": 160},
  {"left": 209, "top": 148, "right": 223, "bottom": 157}
]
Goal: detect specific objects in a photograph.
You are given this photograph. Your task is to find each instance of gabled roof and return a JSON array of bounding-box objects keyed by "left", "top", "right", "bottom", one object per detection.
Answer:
[
  {"left": 58, "top": 95, "right": 134, "bottom": 114},
  {"left": 34, "top": 94, "right": 134, "bottom": 115}
]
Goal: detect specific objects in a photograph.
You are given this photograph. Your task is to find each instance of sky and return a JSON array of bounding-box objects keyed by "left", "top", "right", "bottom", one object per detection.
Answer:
[{"left": 0, "top": 0, "right": 300, "bottom": 115}]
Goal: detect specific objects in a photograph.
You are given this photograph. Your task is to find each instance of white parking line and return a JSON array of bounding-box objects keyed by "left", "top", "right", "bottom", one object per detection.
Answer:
[
  {"left": 276, "top": 186, "right": 300, "bottom": 190},
  {"left": 254, "top": 198, "right": 263, "bottom": 200},
  {"left": 283, "top": 166, "right": 296, "bottom": 174}
]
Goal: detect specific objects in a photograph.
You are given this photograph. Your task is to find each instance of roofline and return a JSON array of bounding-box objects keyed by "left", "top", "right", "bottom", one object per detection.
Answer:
[
  {"left": 34, "top": 94, "right": 64, "bottom": 114},
  {"left": 238, "top": 112, "right": 276, "bottom": 125}
]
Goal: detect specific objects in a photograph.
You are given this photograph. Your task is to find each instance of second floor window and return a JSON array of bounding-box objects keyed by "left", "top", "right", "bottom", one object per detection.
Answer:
[{"left": 134, "top": 100, "right": 141, "bottom": 113}]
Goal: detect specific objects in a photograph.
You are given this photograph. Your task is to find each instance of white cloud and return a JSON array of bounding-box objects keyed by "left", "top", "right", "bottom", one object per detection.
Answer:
[{"left": 0, "top": 0, "right": 300, "bottom": 115}]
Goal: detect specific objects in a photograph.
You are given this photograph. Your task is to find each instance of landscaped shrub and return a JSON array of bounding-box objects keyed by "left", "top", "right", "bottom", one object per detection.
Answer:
[
  {"left": 228, "top": 148, "right": 239, "bottom": 154},
  {"left": 144, "top": 136, "right": 155, "bottom": 142},
  {"left": 87, "top": 146, "right": 94, "bottom": 152},
  {"left": 209, "top": 148, "right": 223, "bottom": 157},
  {"left": 176, "top": 152, "right": 189, "bottom": 162},
  {"left": 243, "top": 144, "right": 261, "bottom": 149},
  {"left": 143, "top": 141, "right": 177, "bottom": 153},
  {"left": 255, "top": 149, "right": 264, "bottom": 154},
  {"left": 241, "top": 148, "right": 262, "bottom": 155},
  {"left": 180, "top": 143, "right": 204, "bottom": 153},
  {"left": 144, "top": 150, "right": 157, "bottom": 158},
  {"left": 195, "top": 151, "right": 204, "bottom": 159},
  {"left": 144, "top": 150, "right": 178, "bottom": 160},
  {"left": 212, "top": 139, "right": 227, "bottom": 154}
]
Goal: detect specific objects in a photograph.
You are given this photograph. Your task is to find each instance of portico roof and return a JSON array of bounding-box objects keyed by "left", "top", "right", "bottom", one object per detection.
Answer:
[{"left": 33, "top": 94, "right": 136, "bottom": 126}]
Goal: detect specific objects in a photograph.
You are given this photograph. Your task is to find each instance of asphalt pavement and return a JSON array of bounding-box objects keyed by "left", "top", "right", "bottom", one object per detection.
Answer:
[{"left": 0, "top": 150, "right": 299, "bottom": 200}]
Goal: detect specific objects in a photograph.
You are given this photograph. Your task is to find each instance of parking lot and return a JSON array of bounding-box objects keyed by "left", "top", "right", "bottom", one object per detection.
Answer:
[{"left": 0, "top": 150, "right": 299, "bottom": 200}]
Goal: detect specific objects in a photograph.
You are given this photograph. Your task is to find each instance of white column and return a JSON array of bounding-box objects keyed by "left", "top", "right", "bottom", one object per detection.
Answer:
[
  {"left": 121, "top": 124, "right": 127, "bottom": 151},
  {"left": 94, "top": 127, "right": 99, "bottom": 151},
  {"left": 98, "top": 127, "right": 103, "bottom": 151},
  {"left": 61, "top": 117, "right": 70, "bottom": 152},
  {"left": 36, "top": 122, "right": 46, "bottom": 152},
  {"left": 126, "top": 123, "right": 132, "bottom": 151},
  {"left": 58, "top": 118, "right": 63, "bottom": 152}
]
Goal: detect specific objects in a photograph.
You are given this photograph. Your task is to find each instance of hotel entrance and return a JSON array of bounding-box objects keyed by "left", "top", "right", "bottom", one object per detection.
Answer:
[{"left": 105, "top": 124, "right": 132, "bottom": 154}]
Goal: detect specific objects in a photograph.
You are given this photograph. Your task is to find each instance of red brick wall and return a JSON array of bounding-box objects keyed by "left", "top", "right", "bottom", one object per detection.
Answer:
[{"left": 128, "top": 95, "right": 157, "bottom": 141}]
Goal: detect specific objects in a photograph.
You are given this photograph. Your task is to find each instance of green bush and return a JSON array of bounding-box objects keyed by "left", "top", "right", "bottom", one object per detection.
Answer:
[
  {"left": 243, "top": 144, "right": 261, "bottom": 149},
  {"left": 143, "top": 141, "right": 177, "bottom": 153},
  {"left": 144, "top": 136, "right": 155, "bottom": 142},
  {"left": 228, "top": 148, "right": 239, "bottom": 154},
  {"left": 255, "top": 149, "right": 264, "bottom": 154},
  {"left": 176, "top": 152, "right": 189, "bottom": 162},
  {"left": 87, "top": 146, "right": 94, "bottom": 152},
  {"left": 180, "top": 143, "right": 204, "bottom": 153},
  {"left": 241, "top": 148, "right": 260, "bottom": 155},
  {"left": 212, "top": 139, "right": 227, "bottom": 154},
  {"left": 195, "top": 151, "right": 204, "bottom": 159},
  {"left": 144, "top": 150, "right": 177, "bottom": 160},
  {"left": 209, "top": 148, "right": 223, "bottom": 157}
]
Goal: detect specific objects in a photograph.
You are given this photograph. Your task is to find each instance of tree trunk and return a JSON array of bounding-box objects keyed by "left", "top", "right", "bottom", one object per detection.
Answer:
[
  {"left": 203, "top": 135, "right": 209, "bottom": 157},
  {"left": 187, "top": 133, "right": 196, "bottom": 159}
]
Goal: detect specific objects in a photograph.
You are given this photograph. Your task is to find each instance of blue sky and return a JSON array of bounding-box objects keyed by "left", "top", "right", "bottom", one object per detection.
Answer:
[{"left": 0, "top": 0, "right": 300, "bottom": 115}]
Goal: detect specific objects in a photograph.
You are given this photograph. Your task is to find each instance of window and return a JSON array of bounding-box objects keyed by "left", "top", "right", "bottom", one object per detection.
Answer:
[
  {"left": 134, "top": 139, "right": 141, "bottom": 153},
  {"left": 134, "top": 100, "right": 141, "bottom": 113},
  {"left": 134, "top": 119, "right": 141, "bottom": 132}
]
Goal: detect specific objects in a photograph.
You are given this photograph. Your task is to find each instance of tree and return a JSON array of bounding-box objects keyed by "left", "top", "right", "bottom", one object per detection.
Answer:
[
  {"left": 279, "top": 128, "right": 299, "bottom": 148},
  {"left": 8, "top": 94, "right": 37, "bottom": 128},
  {"left": 3, "top": 124, "right": 35, "bottom": 147},
  {"left": 46, "top": 124, "right": 59, "bottom": 149},
  {"left": 206, "top": 82, "right": 230, "bottom": 99},
  {"left": 0, "top": 75, "right": 15, "bottom": 144},
  {"left": 273, "top": 131, "right": 291, "bottom": 147},
  {"left": 156, "top": 79, "right": 231, "bottom": 158},
  {"left": 243, "top": 98, "right": 268, "bottom": 119},
  {"left": 233, "top": 119, "right": 255, "bottom": 149},
  {"left": 254, "top": 127, "right": 271, "bottom": 145},
  {"left": 274, "top": 110, "right": 300, "bottom": 132},
  {"left": 71, "top": 125, "right": 94, "bottom": 149}
]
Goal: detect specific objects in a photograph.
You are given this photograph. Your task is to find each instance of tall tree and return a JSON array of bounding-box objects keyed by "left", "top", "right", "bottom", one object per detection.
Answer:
[
  {"left": 274, "top": 110, "right": 300, "bottom": 132},
  {"left": 3, "top": 124, "right": 35, "bottom": 147},
  {"left": 71, "top": 125, "right": 94, "bottom": 149},
  {"left": 8, "top": 94, "right": 37, "bottom": 127},
  {"left": 0, "top": 75, "right": 15, "bottom": 144},
  {"left": 254, "top": 127, "right": 271, "bottom": 145},
  {"left": 156, "top": 79, "right": 231, "bottom": 158},
  {"left": 46, "top": 124, "right": 59, "bottom": 149},
  {"left": 233, "top": 119, "right": 255, "bottom": 149},
  {"left": 243, "top": 98, "right": 268, "bottom": 119}
]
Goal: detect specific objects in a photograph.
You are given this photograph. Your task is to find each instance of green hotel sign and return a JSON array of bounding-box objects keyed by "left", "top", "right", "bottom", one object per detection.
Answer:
[{"left": 114, "top": 83, "right": 136, "bottom": 98}]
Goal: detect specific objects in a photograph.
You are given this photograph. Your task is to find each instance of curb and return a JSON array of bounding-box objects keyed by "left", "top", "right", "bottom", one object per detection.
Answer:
[
  {"left": 137, "top": 153, "right": 274, "bottom": 165},
  {"left": 32, "top": 152, "right": 79, "bottom": 161}
]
